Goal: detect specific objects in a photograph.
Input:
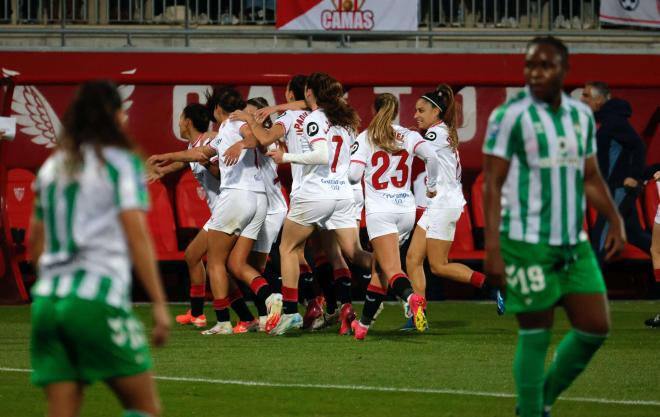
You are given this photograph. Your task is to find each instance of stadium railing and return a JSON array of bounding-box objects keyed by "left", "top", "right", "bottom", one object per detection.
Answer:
[{"left": 0, "top": 1, "right": 655, "bottom": 48}]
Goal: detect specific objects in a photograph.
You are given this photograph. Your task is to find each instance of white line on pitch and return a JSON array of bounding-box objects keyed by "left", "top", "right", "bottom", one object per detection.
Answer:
[{"left": 1, "top": 367, "right": 658, "bottom": 407}]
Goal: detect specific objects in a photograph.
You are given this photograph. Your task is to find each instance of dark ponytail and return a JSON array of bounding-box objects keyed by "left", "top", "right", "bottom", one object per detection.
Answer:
[
  {"left": 421, "top": 84, "right": 460, "bottom": 151},
  {"left": 306, "top": 72, "right": 360, "bottom": 133}
]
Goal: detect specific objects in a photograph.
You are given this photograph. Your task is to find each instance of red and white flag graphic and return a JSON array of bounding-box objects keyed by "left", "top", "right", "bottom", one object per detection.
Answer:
[{"left": 277, "top": 0, "right": 418, "bottom": 31}]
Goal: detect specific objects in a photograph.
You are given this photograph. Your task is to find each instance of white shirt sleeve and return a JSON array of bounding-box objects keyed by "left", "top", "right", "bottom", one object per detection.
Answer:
[
  {"left": 413, "top": 138, "right": 439, "bottom": 192},
  {"left": 282, "top": 139, "right": 328, "bottom": 165}
]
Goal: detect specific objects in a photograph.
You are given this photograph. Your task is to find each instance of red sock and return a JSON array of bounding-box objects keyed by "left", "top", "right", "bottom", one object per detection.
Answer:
[
  {"left": 470, "top": 271, "right": 486, "bottom": 288},
  {"left": 282, "top": 286, "right": 298, "bottom": 303},
  {"left": 213, "top": 298, "right": 230, "bottom": 310},
  {"left": 655, "top": 269, "right": 660, "bottom": 283},
  {"left": 282, "top": 286, "right": 298, "bottom": 314},
  {"left": 250, "top": 276, "right": 268, "bottom": 294},
  {"left": 299, "top": 264, "right": 313, "bottom": 274},
  {"left": 190, "top": 284, "right": 205, "bottom": 297},
  {"left": 367, "top": 284, "right": 387, "bottom": 296}
]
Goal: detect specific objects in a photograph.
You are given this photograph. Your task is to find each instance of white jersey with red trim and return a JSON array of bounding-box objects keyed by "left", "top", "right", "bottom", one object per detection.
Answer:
[
  {"left": 293, "top": 109, "right": 353, "bottom": 201},
  {"left": 209, "top": 120, "right": 264, "bottom": 193},
  {"left": 188, "top": 135, "right": 220, "bottom": 208},
  {"left": 351, "top": 125, "right": 425, "bottom": 214},
  {"left": 258, "top": 143, "right": 288, "bottom": 215},
  {"left": 274, "top": 109, "right": 309, "bottom": 198},
  {"left": 423, "top": 122, "right": 465, "bottom": 209}
]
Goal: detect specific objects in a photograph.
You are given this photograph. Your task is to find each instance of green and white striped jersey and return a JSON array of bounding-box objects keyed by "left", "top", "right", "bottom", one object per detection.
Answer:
[
  {"left": 31, "top": 145, "right": 149, "bottom": 309},
  {"left": 483, "top": 88, "right": 596, "bottom": 246}
]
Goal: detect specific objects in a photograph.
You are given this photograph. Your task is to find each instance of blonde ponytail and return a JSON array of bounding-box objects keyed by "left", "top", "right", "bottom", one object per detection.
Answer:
[{"left": 367, "top": 93, "right": 400, "bottom": 153}]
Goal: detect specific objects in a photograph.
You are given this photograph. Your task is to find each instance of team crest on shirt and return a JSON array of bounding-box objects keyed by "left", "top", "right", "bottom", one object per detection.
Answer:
[
  {"left": 13, "top": 187, "right": 25, "bottom": 202},
  {"left": 350, "top": 142, "right": 359, "bottom": 155},
  {"left": 196, "top": 186, "right": 206, "bottom": 200},
  {"left": 2, "top": 68, "right": 135, "bottom": 149},
  {"left": 306, "top": 122, "right": 319, "bottom": 136},
  {"left": 424, "top": 131, "right": 437, "bottom": 141}
]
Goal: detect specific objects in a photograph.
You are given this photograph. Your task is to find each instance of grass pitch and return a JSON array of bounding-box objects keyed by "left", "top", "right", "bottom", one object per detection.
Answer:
[{"left": 1, "top": 301, "right": 659, "bottom": 417}]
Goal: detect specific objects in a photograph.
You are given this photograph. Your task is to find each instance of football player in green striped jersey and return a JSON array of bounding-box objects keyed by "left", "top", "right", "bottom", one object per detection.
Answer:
[
  {"left": 483, "top": 37, "right": 626, "bottom": 417},
  {"left": 29, "top": 81, "right": 170, "bottom": 417}
]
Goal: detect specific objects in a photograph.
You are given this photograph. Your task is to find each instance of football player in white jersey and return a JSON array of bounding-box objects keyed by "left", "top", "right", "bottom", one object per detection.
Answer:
[
  {"left": 405, "top": 85, "right": 504, "bottom": 317},
  {"left": 229, "top": 76, "right": 330, "bottom": 329},
  {"left": 29, "top": 81, "right": 169, "bottom": 417},
  {"left": 153, "top": 87, "right": 279, "bottom": 335},
  {"left": 147, "top": 104, "right": 260, "bottom": 333},
  {"left": 348, "top": 93, "right": 440, "bottom": 338},
  {"left": 264, "top": 73, "right": 372, "bottom": 335}
]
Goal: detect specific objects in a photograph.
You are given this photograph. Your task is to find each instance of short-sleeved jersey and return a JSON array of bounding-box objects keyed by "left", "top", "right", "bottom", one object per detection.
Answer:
[
  {"left": 424, "top": 122, "right": 466, "bottom": 209},
  {"left": 210, "top": 120, "right": 265, "bottom": 194},
  {"left": 188, "top": 135, "right": 220, "bottom": 208},
  {"left": 293, "top": 109, "right": 353, "bottom": 201},
  {"left": 351, "top": 125, "right": 426, "bottom": 214},
  {"left": 259, "top": 143, "right": 288, "bottom": 214},
  {"left": 274, "top": 109, "right": 310, "bottom": 198},
  {"left": 31, "top": 146, "right": 149, "bottom": 310},
  {"left": 483, "top": 88, "right": 596, "bottom": 246}
]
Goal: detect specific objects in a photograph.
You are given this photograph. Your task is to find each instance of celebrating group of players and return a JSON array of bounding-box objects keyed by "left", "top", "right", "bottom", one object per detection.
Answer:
[{"left": 146, "top": 72, "right": 503, "bottom": 339}]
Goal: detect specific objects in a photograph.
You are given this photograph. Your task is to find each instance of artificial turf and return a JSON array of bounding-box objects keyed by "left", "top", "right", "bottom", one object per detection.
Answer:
[{"left": 1, "top": 301, "right": 658, "bottom": 417}]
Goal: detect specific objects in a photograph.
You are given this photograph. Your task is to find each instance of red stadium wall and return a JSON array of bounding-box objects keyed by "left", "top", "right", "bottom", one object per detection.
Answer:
[
  {"left": 1, "top": 51, "right": 658, "bottom": 302},
  {"left": 1, "top": 51, "right": 659, "bottom": 173}
]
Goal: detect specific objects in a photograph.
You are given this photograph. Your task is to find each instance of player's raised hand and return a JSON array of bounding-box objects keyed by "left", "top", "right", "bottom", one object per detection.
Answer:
[
  {"left": 229, "top": 110, "right": 252, "bottom": 123},
  {"left": 223, "top": 141, "right": 244, "bottom": 166},
  {"left": 254, "top": 106, "right": 277, "bottom": 124},
  {"left": 266, "top": 147, "right": 285, "bottom": 164},
  {"left": 147, "top": 154, "right": 169, "bottom": 167}
]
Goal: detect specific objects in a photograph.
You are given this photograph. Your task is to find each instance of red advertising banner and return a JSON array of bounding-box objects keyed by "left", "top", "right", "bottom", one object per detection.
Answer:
[{"left": 2, "top": 52, "right": 659, "bottom": 175}]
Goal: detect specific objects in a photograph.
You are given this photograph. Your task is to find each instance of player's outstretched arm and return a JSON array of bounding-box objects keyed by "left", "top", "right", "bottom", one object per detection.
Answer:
[
  {"left": 269, "top": 138, "right": 328, "bottom": 165},
  {"left": 120, "top": 209, "right": 170, "bottom": 347},
  {"left": 254, "top": 100, "right": 306, "bottom": 123},
  {"left": 584, "top": 156, "right": 626, "bottom": 260},
  {"left": 483, "top": 155, "right": 510, "bottom": 288},
  {"left": 230, "top": 110, "right": 286, "bottom": 147},
  {"left": 150, "top": 146, "right": 214, "bottom": 165}
]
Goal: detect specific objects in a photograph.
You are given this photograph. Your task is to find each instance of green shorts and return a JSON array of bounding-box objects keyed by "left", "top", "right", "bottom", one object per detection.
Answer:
[
  {"left": 31, "top": 296, "right": 152, "bottom": 387},
  {"left": 500, "top": 236, "right": 606, "bottom": 314}
]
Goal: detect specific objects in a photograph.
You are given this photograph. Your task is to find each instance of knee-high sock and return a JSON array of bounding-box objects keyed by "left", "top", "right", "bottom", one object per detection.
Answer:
[
  {"left": 190, "top": 284, "right": 205, "bottom": 317},
  {"left": 514, "top": 328, "right": 551, "bottom": 417},
  {"left": 543, "top": 329, "right": 607, "bottom": 408}
]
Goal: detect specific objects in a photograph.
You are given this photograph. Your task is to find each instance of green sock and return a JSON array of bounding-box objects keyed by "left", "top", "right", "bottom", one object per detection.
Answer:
[
  {"left": 123, "top": 411, "right": 152, "bottom": 417},
  {"left": 514, "top": 328, "right": 551, "bottom": 417},
  {"left": 543, "top": 329, "right": 607, "bottom": 407}
]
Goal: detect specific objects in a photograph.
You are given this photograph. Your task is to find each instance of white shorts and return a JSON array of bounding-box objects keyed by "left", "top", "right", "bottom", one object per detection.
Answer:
[
  {"left": 366, "top": 211, "right": 415, "bottom": 245},
  {"left": 416, "top": 207, "right": 463, "bottom": 241},
  {"left": 353, "top": 188, "right": 364, "bottom": 221},
  {"left": 253, "top": 210, "right": 287, "bottom": 254},
  {"left": 207, "top": 189, "right": 267, "bottom": 240},
  {"left": 287, "top": 198, "right": 356, "bottom": 230}
]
